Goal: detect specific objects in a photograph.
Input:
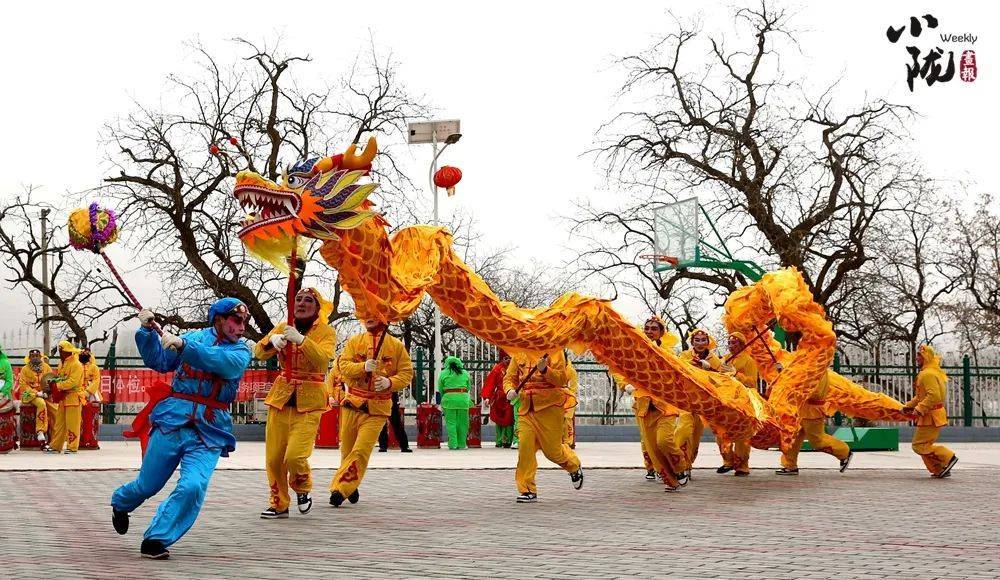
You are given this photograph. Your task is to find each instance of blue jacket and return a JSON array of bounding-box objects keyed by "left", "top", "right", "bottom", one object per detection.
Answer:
[{"left": 135, "top": 326, "right": 252, "bottom": 455}]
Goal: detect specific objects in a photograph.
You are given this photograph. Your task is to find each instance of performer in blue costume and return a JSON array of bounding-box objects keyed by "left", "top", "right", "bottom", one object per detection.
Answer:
[{"left": 110, "top": 298, "right": 253, "bottom": 560}]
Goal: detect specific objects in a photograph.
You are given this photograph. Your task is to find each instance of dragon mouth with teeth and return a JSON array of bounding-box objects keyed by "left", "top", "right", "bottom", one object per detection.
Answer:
[
  {"left": 235, "top": 178, "right": 303, "bottom": 236},
  {"left": 233, "top": 138, "right": 381, "bottom": 267}
]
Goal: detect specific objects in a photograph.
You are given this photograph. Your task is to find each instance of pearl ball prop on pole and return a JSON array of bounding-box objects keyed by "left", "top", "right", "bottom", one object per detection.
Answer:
[{"left": 68, "top": 203, "right": 163, "bottom": 336}]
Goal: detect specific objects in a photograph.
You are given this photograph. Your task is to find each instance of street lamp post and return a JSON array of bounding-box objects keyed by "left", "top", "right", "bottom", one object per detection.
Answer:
[{"left": 408, "top": 120, "right": 461, "bottom": 405}]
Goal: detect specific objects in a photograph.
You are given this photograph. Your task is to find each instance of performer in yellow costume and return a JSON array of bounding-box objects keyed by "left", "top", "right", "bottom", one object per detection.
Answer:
[
  {"left": 81, "top": 348, "right": 102, "bottom": 402},
  {"left": 47, "top": 341, "right": 85, "bottom": 453},
  {"left": 503, "top": 349, "right": 583, "bottom": 503},
  {"left": 256, "top": 288, "right": 336, "bottom": 518},
  {"left": 903, "top": 344, "right": 958, "bottom": 478},
  {"left": 722, "top": 332, "right": 759, "bottom": 476},
  {"left": 777, "top": 370, "right": 853, "bottom": 474},
  {"left": 329, "top": 317, "right": 413, "bottom": 507},
  {"left": 617, "top": 317, "right": 688, "bottom": 491},
  {"left": 677, "top": 329, "right": 724, "bottom": 471},
  {"left": 19, "top": 349, "right": 53, "bottom": 446}
]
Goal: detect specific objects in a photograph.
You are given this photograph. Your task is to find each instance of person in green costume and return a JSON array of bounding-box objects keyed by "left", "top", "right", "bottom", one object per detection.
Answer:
[
  {"left": 0, "top": 346, "right": 12, "bottom": 399},
  {"left": 437, "top": 356, "right": 472, "bottom": 450},
  {"left": 0, "top": 344, "right": 16, "bottom": 453}
]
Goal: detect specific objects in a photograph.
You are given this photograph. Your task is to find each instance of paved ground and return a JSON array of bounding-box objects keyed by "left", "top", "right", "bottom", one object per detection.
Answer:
[
  {"left": 2, "top": 447, "right": 998, "bottom": 578},
  {"left": 4, "top": 441, "right": 1000, "bottom": 471}
]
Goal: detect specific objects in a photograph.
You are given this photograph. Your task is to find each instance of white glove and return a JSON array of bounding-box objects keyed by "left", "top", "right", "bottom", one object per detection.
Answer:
[
  {"left": 160, "top": 332, "right": 184, "bottom": 351},
  {"left": 138, "top": 309, "right": 155, "bottom": 327},
  {"left": 700, "top": 359, "right": 711, "bottom": 370},
  {"left": 506, "top": 390, "right": 517, "bottom": 401},
  {"left": 282, "top": 326, "right": 305, "bottom": 345},
  {"left": 624, "top": 384, "right": 635, "bottom": 395},
  {"left": 374, "top": 376, "right": 391, "bottom": 391},
  {"left": 269, "top": 334, "right": 288, "bottom": 350},
  {"left": 39, "top": 392, "right": 48, "bottom": 399},
  {"left": 364, "top": 359, "right": 378, "bottom": 372}
]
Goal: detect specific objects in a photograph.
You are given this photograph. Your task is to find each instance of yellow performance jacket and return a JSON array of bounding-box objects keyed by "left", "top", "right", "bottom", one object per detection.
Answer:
[
  {"left": 729, "top": 351, "right": 760, "bottom": 390},
  {"left": 907, "top": 346, "right": 949, "bottom": 427},
  {"left": 83, "top": 361, "right": 102, "bottom": 403},
  {"left": 337, "top": 331, "right": 413, "bottom": 417},
  {"left": 54, "top": 355, "right": 85, "bottom": 407},
  {"left": 503, "top": 349, "right": 576, "bottom": 415},
  {"left": 19, "top": 359, "right": 53, "bottom": 404},
  {"left": 255, "top": 320, "right": 337, "bottom": 413},
  {"left": 679, "top": 349, "right": 724, "bottom": 372}
]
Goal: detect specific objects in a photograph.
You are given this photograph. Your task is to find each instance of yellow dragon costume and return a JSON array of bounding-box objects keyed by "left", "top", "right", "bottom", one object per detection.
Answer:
[{"left": 233, "top": 138, "right": 911, "bottom": 460}]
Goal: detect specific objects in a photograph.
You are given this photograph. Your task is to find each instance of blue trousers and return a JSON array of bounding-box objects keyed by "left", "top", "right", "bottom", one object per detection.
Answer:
[{"left": 111, "top": 426, "right": 221, "bottom": 547}]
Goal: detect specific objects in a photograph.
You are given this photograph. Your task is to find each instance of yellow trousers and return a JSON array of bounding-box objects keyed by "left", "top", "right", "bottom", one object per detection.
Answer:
[
  {"left": 638, "top": 410, "right": 685, "bottom": 485},
  {"left": 27, "top": 398, "right": 48, "bottom": 433},
  {"left": 516, "top": 405, "right": 581, "bottom": 493},
  {"left": 912, "top": 426, "right": 955, "bottom": 475},
  {"left": 781, "top": 418, "right": 850, "bottom": 469},
  {"left": 562, "top": 408, "right": 576, "bottom": 447},
  {"left": 640, "top": 440, "right": 654, "bottom": 471},
  {"left": 266, "top": 406, "right": 323, "bottom": 511},
  {"left": 675, "top": 413, "right": 703, "bottom": 466},
  {"left": 50, "top": 403, "right": 81, "bottom": 452},
  {"left": 329, "top": 407, "right": 387, "bottom": 496},
  {"left": 717, "top": 438, "right": 752, "bottom": 474}
]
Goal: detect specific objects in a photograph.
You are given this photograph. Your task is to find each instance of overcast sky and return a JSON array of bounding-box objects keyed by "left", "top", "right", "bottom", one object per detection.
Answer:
[{"left": 1, "top": 0, "right": 996, "bottom": 348}]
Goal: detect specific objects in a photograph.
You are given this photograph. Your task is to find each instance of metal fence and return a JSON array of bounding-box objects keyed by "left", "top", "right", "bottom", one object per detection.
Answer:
[{"left": 11, "top": 341, "right": 999, "bottom": 428}]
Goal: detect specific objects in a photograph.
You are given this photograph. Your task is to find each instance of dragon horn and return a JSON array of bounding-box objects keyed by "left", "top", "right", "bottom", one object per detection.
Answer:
[{"left": 342, "top": 136, "right": 378, "bottom": 169}]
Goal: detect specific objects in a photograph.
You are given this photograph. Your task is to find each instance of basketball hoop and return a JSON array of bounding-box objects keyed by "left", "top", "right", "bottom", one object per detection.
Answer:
[{"left": 640, "top": 254, "right": 680, "bottom": 266}]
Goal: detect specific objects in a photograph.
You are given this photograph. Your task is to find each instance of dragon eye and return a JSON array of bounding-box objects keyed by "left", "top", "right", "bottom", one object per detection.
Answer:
[{"left": 287, "top": 175, "right": 305, "bottom": 188}]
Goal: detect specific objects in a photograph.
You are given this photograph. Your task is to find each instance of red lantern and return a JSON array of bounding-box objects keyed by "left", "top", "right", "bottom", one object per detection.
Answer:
[
  {"left": 229, "top": 137, "right": 239, "bottom": 145},
  {"left": 433, "top": 166, "right": 462, "bottom": 196},
  {"left": 209, "top": 144, "right": 220, "bottom": 155}
]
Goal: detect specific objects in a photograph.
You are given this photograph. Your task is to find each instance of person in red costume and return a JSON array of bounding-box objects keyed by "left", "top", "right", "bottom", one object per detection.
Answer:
[{"left": 481, "top": 351, "right": 514, "bottom": 447}]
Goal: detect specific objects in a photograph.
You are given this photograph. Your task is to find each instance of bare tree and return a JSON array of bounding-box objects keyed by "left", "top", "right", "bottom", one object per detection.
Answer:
[
  {"left": 955, "top": 193, "right": 1000, "bottom": 319},
  {"left": 0, "top": 193, "right": 133, "bottom": 346},
  {"left": 102, "top": 39, "right": 430, "bottom": 340},
  {"left": 836, "top": 187, "right": 962, "bottom": 356},
  {"left": 578, "top": 2, "right": 922, "bottom": 326}
]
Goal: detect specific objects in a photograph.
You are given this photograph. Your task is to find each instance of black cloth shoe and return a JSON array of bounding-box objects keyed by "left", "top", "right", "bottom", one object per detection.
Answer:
[
  {"left": 675, "top": 471, "right": 690, "bottom": 486},
  {"left": 734, "top": 471, "right": 750, "bottom": 477},
  {"left": 401, "top": 448, "right": 413, "bottom": 453},
  {"left": 260, "top": 507, "right": 289, "bottom": 519},
  {"left": 140, "top": 539, "right": 170, "bottom": 560},
  {"left": 645, "top": 469, "right": 656, "bottom": 481},
  {"left": 937, "top": 455, "right": 959, "bottom": 478},
  {"left": 348, "top": 489, "right": 360, "bottom": 504},
  {"left": 377, "top": 448, "right": 388, "bottom": 453},
  {"left": 664, "top": 484, "right": 679, "bottom": 492},
  {"left": 515, "top": 492, "right": 537, "bottom": 503},
  {"left": 839, "top": 451, "right": 854, "bottom": 473},
  {"left": 297, "top": 493, "right": 312, "bottom": 514},
  {"left": 716, "top": 465, "right": 733, "bottom": 474},
  {"left": 775, "top": 468, "right": 799, "bottom": 475},
  {"left": 112, "top": 508, "right": 129, "bottom": 535},
  {"left": 570, "top": 468, "right": 584, "bottom": 490},
  {"left": 329, "top": 491, "right": 345, "bottom": 507}
]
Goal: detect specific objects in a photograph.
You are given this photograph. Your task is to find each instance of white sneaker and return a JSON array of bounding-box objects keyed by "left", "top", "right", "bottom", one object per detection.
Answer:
[{"left": 297, "top": 492, "right": 313, "bottom": 514}]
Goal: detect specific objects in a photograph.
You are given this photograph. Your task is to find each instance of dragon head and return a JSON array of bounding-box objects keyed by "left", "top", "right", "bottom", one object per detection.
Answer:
[{"left": 234, "top": 137, "right": 380, "bottom": 269}]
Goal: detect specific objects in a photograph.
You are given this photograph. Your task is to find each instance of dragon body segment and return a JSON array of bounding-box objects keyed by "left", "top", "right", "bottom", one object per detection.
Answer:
[{"left": 235, "top": 141, "right": 907, "bottom": 449}]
